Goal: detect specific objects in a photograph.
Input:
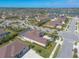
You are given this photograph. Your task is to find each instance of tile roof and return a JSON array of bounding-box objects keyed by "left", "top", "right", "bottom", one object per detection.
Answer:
[
  {"left": 0, "top": 40, "right": 29, "bottom": 58},
  {"left": 21, "top": 29, "right": 48, "bottom": 45},
  {"left": 46, "top": 21, "right": 62, "bottom": 27},
  {"left": 38, "top": 14, "right": 48, "bottom": 20}
]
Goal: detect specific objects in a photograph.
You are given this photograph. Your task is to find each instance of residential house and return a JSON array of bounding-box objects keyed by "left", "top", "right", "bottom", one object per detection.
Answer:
[
  {"left": 19, "top": 29, "right": 48, "bottom": 47},
  {"left": 0, "top": 40, "right": 30, "bottom": 58}
]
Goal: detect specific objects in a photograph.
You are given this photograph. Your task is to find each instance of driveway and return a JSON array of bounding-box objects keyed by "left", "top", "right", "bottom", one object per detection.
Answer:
[{"left": 22, "top": 49, "right": 42, "bottom": 58}]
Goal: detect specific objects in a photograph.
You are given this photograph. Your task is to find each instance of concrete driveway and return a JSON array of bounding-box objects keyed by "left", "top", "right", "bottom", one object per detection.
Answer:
[{"left": 22, "top": 49, "right": 42, "bottom": 58}]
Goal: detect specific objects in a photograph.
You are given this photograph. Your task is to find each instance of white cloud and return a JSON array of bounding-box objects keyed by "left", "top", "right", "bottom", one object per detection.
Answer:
[
  {"left": 66, "top": 0, "right": 79, "bottom": 4},
  {"left": 49, "top": 0, "right": 79, "bottom": 7}
]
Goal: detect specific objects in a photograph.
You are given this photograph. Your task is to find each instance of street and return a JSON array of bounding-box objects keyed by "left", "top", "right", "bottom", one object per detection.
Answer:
[{"left": 57, "top": 17, "right": 79, "bottom": 58}]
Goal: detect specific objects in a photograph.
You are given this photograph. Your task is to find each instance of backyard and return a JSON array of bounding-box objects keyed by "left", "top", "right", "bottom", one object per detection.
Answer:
[{"left": 0, "top": 29, "right": 17, "bottom": 45}]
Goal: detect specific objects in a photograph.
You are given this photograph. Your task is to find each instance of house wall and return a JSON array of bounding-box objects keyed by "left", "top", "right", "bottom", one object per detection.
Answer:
[
  {"left": 14, "top": 47, "right": 30, "bottom": 58},
  {"left": 18, "top": 36, "right": 46, "bottom": 47}
]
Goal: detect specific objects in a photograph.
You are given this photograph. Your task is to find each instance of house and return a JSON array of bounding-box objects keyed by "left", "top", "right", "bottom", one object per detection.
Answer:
[
  {"left": 43, "top": 15, "right": 66, "bottom": 29},
  {"left": 0, "top": 40, "right": 30, "bottom": 58},
  {"left": 36, "top": 14, "right": 48, "bottom": 21},
  {"left": 19, "top": 29, "right": 48, "bottom": 47},
  {"left": 43, "top": 20, "right": 63, "bottom": 28}
]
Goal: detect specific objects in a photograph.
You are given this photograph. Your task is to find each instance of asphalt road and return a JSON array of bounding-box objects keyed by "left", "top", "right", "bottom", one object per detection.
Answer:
[{"left": 57, "top": 17, "right": 79, "bottom": 58}]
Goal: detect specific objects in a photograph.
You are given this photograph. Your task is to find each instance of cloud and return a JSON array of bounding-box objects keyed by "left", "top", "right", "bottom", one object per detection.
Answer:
[
  {"left": 50, "top": 0, "right": 79, "bottom": 7},
  {"left": 66, "top": 0, "right": 79, "bottom": 4}
]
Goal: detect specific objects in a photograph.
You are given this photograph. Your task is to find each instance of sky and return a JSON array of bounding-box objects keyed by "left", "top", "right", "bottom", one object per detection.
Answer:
[{"left": 0, "top": 0, "right": 79, "bottom": 8}]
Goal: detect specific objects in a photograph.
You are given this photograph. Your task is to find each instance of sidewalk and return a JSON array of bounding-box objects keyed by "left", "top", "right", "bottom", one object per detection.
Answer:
[{"left": 49, "top": 37, "right": 63, "bottom": 58}]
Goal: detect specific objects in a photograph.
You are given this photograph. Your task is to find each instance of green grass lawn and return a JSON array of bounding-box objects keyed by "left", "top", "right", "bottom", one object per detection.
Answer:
[
  {"left": 0, "top": 28, "right": 18, "bottom": 45},
  {"left": 0, "top": 28, "right": 18, "bottom": 47},
  {"left": 5, "top": 29, "right": 17, "bottom": 39},
  {"left": 0, "top": 40, "right": 10, "bottom": 47},
  {"left": 5, "top": 28, "right": 17, "bottom": 34},
  {"left": 17, "top": 38, "right": 56, "bottom": 58},
  {"left": 53, "top": 45, "right": 61, "bottom": 58},
  {"left": 22, "top": 41, "right": 56, "bottom": 58},
  {"left": 0, "top": 36, "right": 18, "bottom": 48},
  {"left": 18, "top": 35, "right": 60, "bottom": 58},
  {"left": 38, "top": 19, "right": 50, "bottom": 26},
  {"left": 32, "top": 42, "right": 56, "bottom": 58},
  {"left": 77, "top": 22, "right": 79, "bottom": 32},
  {"left": 6, "top": 16, "right": 20, "bottom": 19}
]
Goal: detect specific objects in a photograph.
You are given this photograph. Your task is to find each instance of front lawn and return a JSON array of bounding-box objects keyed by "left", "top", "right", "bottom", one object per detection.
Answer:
[
  {"left": 32, "top": 42, "right": 56, "bottom": 58},
  {"left": 17, "top": 37, "right": 56, "bottom": 58},
  {"left": 77, "top": 21, "right": 79, "bottom": 33},
  {"left": 53, "top": 45, "right": 61, "bottom": 58},
  {"left": 38, "top": 19, "right": 50, "bottom": 26}
]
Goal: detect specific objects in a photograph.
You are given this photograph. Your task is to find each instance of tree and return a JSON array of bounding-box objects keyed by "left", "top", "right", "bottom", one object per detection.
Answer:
[
  {"left": 74, "top": 48, "right": 78, "bottom": 53},
  {"left": 73, "top": 53, "right": 78, "bottom": 58}
]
